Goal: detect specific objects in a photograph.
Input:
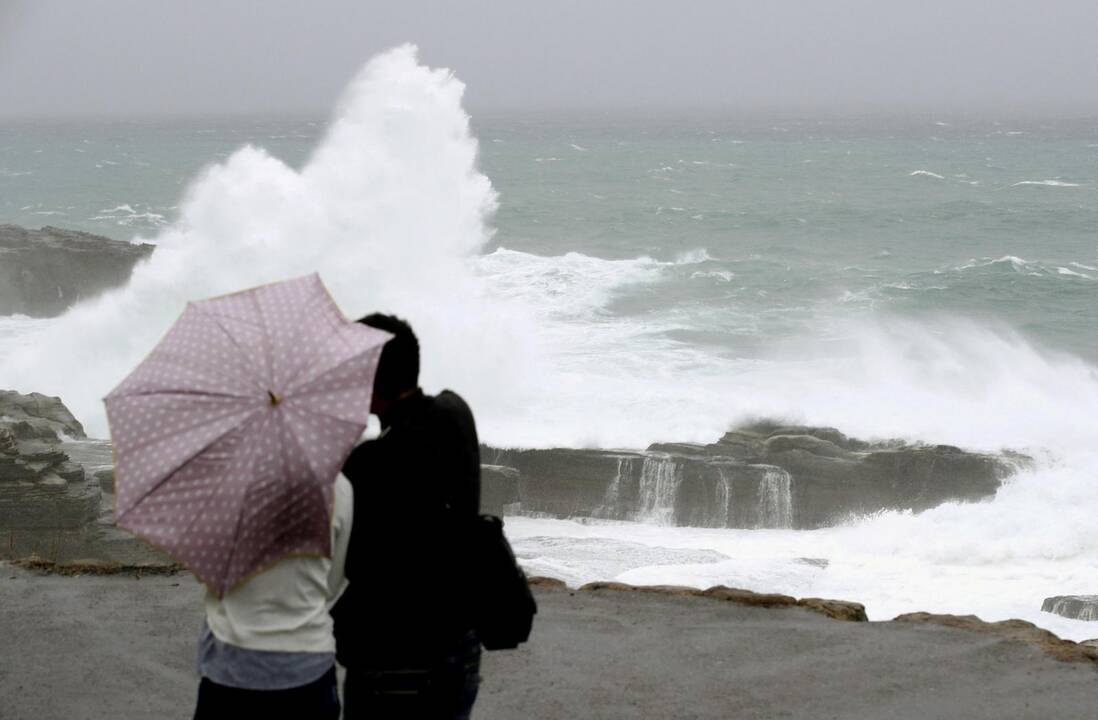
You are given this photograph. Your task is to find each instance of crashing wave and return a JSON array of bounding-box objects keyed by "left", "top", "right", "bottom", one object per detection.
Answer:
[{"left": 0, "top": 44, "right": 520, "bottom": 439}]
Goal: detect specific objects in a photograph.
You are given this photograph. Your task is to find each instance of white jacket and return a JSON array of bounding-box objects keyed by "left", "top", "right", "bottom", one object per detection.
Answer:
[{"left": 203, "top": 473, "right": 353, "bottom": 653}]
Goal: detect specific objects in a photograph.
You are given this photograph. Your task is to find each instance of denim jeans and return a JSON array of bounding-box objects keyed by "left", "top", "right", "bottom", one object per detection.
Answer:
[
  {"left": 343, "top": 631, "right": 481, "bottom": 720},
  {"left": 193, "top": 666, "right": 340, "bottom": 720}
]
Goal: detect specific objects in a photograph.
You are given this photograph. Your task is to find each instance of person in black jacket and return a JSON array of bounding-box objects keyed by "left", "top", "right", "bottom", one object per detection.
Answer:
[{"left": 333, "top": 313, "right": 482, "bottom": 720}]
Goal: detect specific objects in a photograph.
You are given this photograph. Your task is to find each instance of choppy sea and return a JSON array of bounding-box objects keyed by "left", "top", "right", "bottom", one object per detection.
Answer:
[{"left": 1, "top": 48, "right": 1095, "bottom": 639}]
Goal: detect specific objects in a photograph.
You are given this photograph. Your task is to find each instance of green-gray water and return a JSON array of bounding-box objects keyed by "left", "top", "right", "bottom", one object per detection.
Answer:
[{"left": 3, "top": 115, "right": 1096, "bottom": 361}]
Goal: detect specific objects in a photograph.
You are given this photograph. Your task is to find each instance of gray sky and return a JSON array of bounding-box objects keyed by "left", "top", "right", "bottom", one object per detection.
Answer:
[{"left": 2, "top": 0, "right": 1097, "bottom": 117}]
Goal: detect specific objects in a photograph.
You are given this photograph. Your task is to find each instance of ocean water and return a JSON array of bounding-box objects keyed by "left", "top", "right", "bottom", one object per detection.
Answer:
[{"left": 1, "top": 47, "right": 1095, "bottom": 639}]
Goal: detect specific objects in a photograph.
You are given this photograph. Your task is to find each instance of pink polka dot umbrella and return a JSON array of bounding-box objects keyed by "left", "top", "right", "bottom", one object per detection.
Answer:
[{"left": 104, "top": 274, "right": 391, "bottom": 597}]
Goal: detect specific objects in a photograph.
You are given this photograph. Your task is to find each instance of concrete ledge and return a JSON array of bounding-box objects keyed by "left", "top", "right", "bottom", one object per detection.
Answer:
[{"left": 576, "top": 579, "right": 869, "bottom": 622}]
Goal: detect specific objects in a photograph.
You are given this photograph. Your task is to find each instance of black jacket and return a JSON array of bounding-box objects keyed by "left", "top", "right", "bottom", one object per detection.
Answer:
[{"left": 332, "top": 389, "right": 481, "bottom": 668}]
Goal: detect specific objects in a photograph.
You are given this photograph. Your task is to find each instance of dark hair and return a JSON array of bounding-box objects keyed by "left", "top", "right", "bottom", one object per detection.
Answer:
[{"left": 358, "top": 313, "right": 419, "bottom": 399}]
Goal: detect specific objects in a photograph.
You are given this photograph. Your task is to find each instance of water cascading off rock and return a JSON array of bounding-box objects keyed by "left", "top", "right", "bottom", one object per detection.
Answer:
[{"left": 480, "top": 420, "right": 1019, "bottom": 530}]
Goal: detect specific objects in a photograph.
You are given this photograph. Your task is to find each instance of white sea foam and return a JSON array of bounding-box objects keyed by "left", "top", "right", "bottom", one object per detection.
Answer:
[
  {"left": 1011, "top": 179, "right": 1081, "bottom": 187},
  {"left": 673, "top": 248, "right": 712, "bottom": 264},
  {"left": 909, "top": 170, "right": 944, "bottom": 179},
  {"left": 90, "top": 203, "right": 168, "bottom": 227},
  {"left": 690, "top": 270, "right": 735, "bottom": 282},
  {"left": 952, "top": 256, "right": 1094, "bottom": 280},
  {"left": 492, "top": 311, "right": 1098, "bottom": 640},
  {"left": 498, "top": 315, "right": 1098, "bottom": 638},
  {"left": 474, "top": 248, "right": 664, "bottom": 321},
  {"left": 505, "top": 503, "right": 1097, "bottom": 642},
  {"left": 1056, "top": 266, "right": 1094, "bottom": 279},
  {"left": 0, "top": 315, "right": 53, "bottom": 346},
  {"left": 954, "top": 255, "right": 1030, "bottom": 273},
  {"left": 473, "top": 246, "right": 720, "bottom": 324}
]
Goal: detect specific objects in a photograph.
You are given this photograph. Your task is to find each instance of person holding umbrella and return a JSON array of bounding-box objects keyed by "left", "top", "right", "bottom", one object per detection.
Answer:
[
  {"left": 104, "top": 275, "right": 391, "bottom": 719},
  {"left": 189, "top": 471, "right": 353, "bottom": 718}
]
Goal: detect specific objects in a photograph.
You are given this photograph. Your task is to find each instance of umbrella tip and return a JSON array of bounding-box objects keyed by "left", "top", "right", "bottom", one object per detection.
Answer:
[{"left": 268, "top": 390, "right": 281, "bottom": 407}]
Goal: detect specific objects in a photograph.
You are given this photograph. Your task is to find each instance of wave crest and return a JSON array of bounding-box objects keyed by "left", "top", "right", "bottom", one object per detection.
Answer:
[{"left": 0, "top": 45, "right": 535, "bottom": 438}]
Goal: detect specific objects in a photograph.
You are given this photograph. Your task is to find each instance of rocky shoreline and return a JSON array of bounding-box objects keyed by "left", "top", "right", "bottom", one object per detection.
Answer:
[
  {"left": 2, "top": 390, "right": 1028, "bottom": 558},
  {"left": 560, "top": 579, "right": 1098, "bottom": 666},
  {"left": 1042, "top": 595, "right": 1098, "bottom": 622},
  {"left": 0, "top": 390, "right": 168, "bottom": 565},
  {"left": 0, "top": 224, "right": 153, "bottom": 317},
  {"left": 0, "top": 391, "right": 98, "bottom": 535},
  {"left": 2, "top": 389, "right": 1092, "bottom": 652}
]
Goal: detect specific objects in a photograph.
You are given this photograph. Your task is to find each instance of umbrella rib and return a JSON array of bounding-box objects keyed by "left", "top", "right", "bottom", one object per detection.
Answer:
[
  {"left": 107, "top": 388, "right": 256, "bottom": 402},
  {"left": 138, "top": 305, "right": 269, "bottom": 398},
  {"left": 277, "top": 290, "right": 343, "bottom": 391},
  {"left": 284, "top": 400, "right": 369, "bottom": 434},
  {"left": 286, "top": 342, "right": 382, "bottom": 398},
  {"left": 282, "top": 403, "right": 364, "bottom": 482},
  {"left": 131, "top": 355, "right": 261, "bottom": 399},
  {"left": 111, "top": 400, "right": 259, "bottom": 458},
  {"left": 214, "top": 411, "right": 271, "bottom": 591},
  {"left": 189, "top": 304, "right": 271, "bottom": 394},
  {"left": 114, "top": 405, "right": 262, "bottom": 522},
  {"left": 279, "top": 408, "right": 336, "bottom": 551},
  {"left": 220, "top": 408, "right": 332, "bottom": 595},
  {"left": 249, "top": 289, "right": 276, "bottom": 390},
  {"left": 134, "top": 408, "right": 268, "bottom": 595}
]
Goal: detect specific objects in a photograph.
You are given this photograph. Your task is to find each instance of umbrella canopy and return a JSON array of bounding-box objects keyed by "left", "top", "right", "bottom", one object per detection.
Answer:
[{"left": 105, "top": 274, "right": 390, "bottom": 597}]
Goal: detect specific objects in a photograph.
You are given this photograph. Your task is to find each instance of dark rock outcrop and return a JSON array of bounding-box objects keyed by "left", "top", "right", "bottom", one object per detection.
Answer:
[
  {"left": 0, "top": 392, "right": 99, "bottom": 534},
  {"left": 0, "top": 441, "right": 99, "bottom": 532},
  {"left": 482, "top": 420, "right": 1022, "bottom": 529},
  {"left": 0, "top": 224, "right": 153, "bottom": 317},
  {"left": 480, "top": 464, "right": 520, "bottom": 516},
  {"left": 0, "top": 390, "right": 86, "bottom": 440},
  {"left": 1042, "top": 596, "right": 1098, "bottom": 622}
]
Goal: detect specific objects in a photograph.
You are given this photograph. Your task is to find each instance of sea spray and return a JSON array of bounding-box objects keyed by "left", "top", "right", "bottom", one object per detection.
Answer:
[
  {"left": 0, "top": 45, "right": 541, "bottom": 438},
  {"left": 493, "top": 308, "right": 1098, "bottom": 639}
]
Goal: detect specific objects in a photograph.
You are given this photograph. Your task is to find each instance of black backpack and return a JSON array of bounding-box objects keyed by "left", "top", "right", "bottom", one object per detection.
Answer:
[{"left": 471, "top": 514, "right": 537, "bottom": 650}]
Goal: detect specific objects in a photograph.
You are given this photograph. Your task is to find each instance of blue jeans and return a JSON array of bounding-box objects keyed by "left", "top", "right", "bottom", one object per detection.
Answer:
[
  {"left": 193, "top": 666, "right": 340, "bottom": 720},
  {"left": 343, "top": 631, "right": 481, "bottom": 720}
]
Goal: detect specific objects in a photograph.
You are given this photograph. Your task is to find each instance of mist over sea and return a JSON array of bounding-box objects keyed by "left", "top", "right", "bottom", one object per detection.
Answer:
[{"left": 1, "top": 49, "right": 1095, "bottom": 639}]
